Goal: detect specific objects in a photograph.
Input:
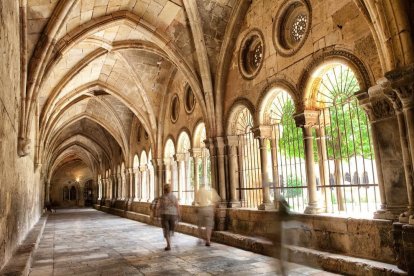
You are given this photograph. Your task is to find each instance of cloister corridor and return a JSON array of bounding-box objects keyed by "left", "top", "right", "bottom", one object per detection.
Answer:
[
  {"left": 27, "top": 209, "right": 333, "bottom": 276},
  {"left": 1, "top": 0, "right": 414, "bottom": 275}
]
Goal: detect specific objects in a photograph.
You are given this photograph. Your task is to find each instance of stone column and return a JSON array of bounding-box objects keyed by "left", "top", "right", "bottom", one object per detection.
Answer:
[
  {"left": 214, "top": 137, "right": 227, "bottom": 202},
  {"left": 315, "top": 126, "right": 330, "bottom": 212},
  {"left": 45, "top": 181, "right": 51, "bottom": 204},
  {"left": 152, "top": 158, "right": 164, "bottom": 197},
  {"left": 294, "top": 111, "right": 323, "bottom": 214},
  {"left": 252, "top": 126, "right": 274, "bottom": 210},
  {"left": 270, "top": 129, "right": 281, "bottom": 207},
  {"left": 386, "top": 66, "right": 414, "bottom": 224},
  {"left": 140, "top": 165, "right": 148, "bottom": 201},
  {"left": 205, "top": 139, "right": 218, "bottom": 192},
  {"left": 358, "top": 87, "right": 407, "bottom": 219},
  {"left": 226, "top": 136, "right": 241, "bottom": 207},
  {"left": 174, "top": 154, "right": 184, "bottom": 203},
  {"left": 124, "top": 169, "right": 130, "bottom": 201},
  {"left": 190, "top": 148, "right": 202, "bottom": 205},
  {"left": 135, "top": 170, "right": 141, "bottom": 201}
]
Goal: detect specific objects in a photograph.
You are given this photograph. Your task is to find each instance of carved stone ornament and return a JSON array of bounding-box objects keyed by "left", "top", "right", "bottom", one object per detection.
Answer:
[
  {"left": 18, "top": 137, "right": 31, "bottom": 157},
  {"left": 365, "top": 98, "right": 395, "bottom": 121},
  {"left": 293, "top": 110, "right": 319, "bottom": 127},
  {"left": 385, "top": 64, "right": 414, "bottom": 109}
]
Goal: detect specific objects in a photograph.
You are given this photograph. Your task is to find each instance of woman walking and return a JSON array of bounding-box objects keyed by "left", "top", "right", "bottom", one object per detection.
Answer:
[{"left": 158, "top": 184, "right": 180, "bottom": 251}]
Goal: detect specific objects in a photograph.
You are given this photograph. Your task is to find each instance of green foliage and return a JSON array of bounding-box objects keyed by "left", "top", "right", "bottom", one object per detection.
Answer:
[
  {"left": 284, "top": 175, "right": 303, "bottom": 198},
  {"left": 321, "top": 68, "right": 373, "bottom": 160},
  {"left": 278, "top": 100, "right": 305, "bottom": 159}
]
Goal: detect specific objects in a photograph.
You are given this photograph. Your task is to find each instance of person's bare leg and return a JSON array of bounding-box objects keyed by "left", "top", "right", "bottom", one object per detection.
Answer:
[
  {"left": 198, "top": 226, "right": 204, "bottom": 243},
  {"left": 205, "top": 227, "right": 212, "bottom": 246}
]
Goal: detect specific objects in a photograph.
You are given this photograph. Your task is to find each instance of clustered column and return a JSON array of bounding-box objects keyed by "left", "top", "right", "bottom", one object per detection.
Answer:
[
  {"left": 386, "top": 66, "right": 414, "bottom": 224},
  {"left": 190, "top": 149, "right": 202, "bottom": 205}
]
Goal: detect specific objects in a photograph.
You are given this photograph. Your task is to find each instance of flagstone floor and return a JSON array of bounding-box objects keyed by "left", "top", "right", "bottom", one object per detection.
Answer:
[{"left": 29, "top": 209, "right": 338, "bottom": 276}]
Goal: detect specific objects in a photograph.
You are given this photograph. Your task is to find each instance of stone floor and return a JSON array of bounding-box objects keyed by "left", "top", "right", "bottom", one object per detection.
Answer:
[{"left": 29, "top": 209, "right": 338, "bottom": 276}]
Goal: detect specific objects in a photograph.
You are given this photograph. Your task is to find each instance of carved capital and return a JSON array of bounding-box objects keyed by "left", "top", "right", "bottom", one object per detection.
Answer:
[
  {"left": 18, "top": 137, "right": 31, "bottom": 157},
  {"left": 225, "top": 135, "right": 239, "bottom": 147},
  {"left": 361, "top": 97, "right": 395, "bottom": 122},
  {"left": 385, "top": 64, "right": 414, "bottom": 109},
  {"left": 293, "top": 110, "right": 319, "bottom": 128},
  {"left": 174, "top": 153, "right": 185, "bottom": 162},
  {"left": 189, "top": 148, "right": 202, "bottom": 159},
  {"left": 252, "top": 125, "right": 272, "bottom": 139}
]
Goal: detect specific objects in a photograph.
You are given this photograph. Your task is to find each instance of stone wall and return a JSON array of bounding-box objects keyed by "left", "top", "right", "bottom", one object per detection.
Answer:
[
  {"left": 227, "top": 209, "right": 395, "bottom": 264},
  {"left": 0, "top": 0, "right": 42, "bottom": 270},
  {"left": 97, "top": 201, "right": 395, "bottom": 264}
]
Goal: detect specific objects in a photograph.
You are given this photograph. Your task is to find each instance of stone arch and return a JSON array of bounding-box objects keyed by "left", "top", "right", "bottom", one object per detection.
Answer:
[
  {"left": 46, "top": 114, "right": 128, "bottom": 160},
  {"left": 177, "top": 129, "right": 192, "bottom": 154},
  {"left": 257, "top": 82, "right": 299, "bottom": 125},
  {"left": 193, "top": 121, "right": 207, "bottom": 149},
  {"left": 299, "top": 49, "right": 373, "bottom": 111},
  {"left": 226, "top": 98, "right": 256, "bottom": 136}
]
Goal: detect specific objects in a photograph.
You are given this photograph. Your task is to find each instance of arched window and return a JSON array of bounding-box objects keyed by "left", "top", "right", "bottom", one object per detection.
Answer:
[
  {"left": 194, "top": 122, "right": 211, "bottom": 188},
  {"left": 116, "top": 165, "right": 121, "bottom": 199},
  {"left": 177, "top": 131, "right": 192, "bottom": 204},
  {"left": 121, "top": 162, "right": 125, "bottom": 199},
  {"left": 164, "top": 139, "right": 177, "bottom": 196},
  {"left": 228, "top": 106, "right": 262, "bottom": 208},
  {"left": 133, "top": 155, "right": 139, "bottom": 200},
  {"left": 140, "top": 151, "right": 148, "bottom": 201},
  {"left": 70, "top": 186, "right": 77, "bottom": 201},
  {"left": 310, "top": 63, "right": 379, "bottom": 214},
  {"left": 148, "top": 149, "right": 154, "bottom": 200},
  {"left": 260, "top": 89, "right": 307, "bottom": 212},
  {"left": 98, "top": 174, "right": 102, "bottom": 199}
]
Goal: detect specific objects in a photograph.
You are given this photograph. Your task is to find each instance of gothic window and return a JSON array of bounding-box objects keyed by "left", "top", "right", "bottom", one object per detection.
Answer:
[
  {"left": 70, "top": 186, "right": 77, "bottom": 201},
  {"left": 164, "top": 139, "right": 176, "bottom": 192},
  {"left": 239, "top": 30, "right": 265, "bottom": 79},
  {"left": 230, "top": 106, "right": 263, "bottom": 208},
  {"left": 177, "top": 132, "right": 192, "bottom": 204},
  {"left": 312, "top": 63, "right": 379, "bottom": 214},
  {"left": 170, "top": 94, "right": 180, "bottom": 123},
  {"left": 194, "top": 122, "right": 211, "bottom": 190},
  {"left": 184, "top": 85, "right": 196, "bottom": 114},
  {"left": 262, "top": 89, "right": 306, "bottom": 212},
  {"left": 273, "top": 0, "right": 311, "bottom": 56}
]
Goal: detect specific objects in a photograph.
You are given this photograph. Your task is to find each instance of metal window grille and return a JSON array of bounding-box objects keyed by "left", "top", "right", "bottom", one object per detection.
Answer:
[
  {"left": 314, "top": 64, "right": 379, "bottom": 214},
  {"left": 267, "top": 92, "right": 308, "bottom": 212},
  {"left": 235, "top": 108, "right": 263, "bottom": 208}
]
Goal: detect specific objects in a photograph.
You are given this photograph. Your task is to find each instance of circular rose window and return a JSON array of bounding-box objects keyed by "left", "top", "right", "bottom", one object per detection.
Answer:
[
  {"left": 184, "top": 85, "right": 196, "bottom": 113},
  {"left": 238, "top": 29, "right": 265, "bottom": 79},
  {"left": 273, "top": 0, "right": 311, "bottom": 56},
  {"left": 170, "top": 94, "right": 180, "bottom": 123}
]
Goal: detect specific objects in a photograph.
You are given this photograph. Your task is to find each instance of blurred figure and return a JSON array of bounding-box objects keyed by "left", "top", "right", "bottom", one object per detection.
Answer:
[
  {"left": 158, "top": 184, "right": 180, "bottom": 251},
  {"left": 195, "top": 184, "right": 220, "bottom": 246},
  {"left": 274, "top": 194, "right": 291, "bottom": 276}
]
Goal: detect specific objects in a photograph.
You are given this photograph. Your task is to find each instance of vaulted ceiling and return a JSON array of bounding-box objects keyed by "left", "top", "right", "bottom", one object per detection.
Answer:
[{"left": 23, "top": 0, "right": 240, "bottom": 180}]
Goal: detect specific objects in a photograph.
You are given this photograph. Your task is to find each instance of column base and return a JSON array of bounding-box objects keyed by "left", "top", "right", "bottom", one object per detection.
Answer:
[
  {"left": 374, "top": 208, "right": 403, "bottom": 220},
  {"left": 258, "top": 202, "right": 275, "bottom": 211},
  {"left": 410, "top": 215, "right": 414, "bottom": 225},
  {"left": 399, "top": 209, "right": 414, "bottom": 223},
  {"left": 304, "top": 204, "right": 324, "bottom": 214},
  {"left": 227, "top": 201, "right": 241, "bottom": 208}
]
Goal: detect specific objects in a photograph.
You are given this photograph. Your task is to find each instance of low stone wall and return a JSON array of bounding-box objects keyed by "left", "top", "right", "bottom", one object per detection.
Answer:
[
  {"left": 94, "top": 201, "right": 396, "bottom": 265},
  {"left": 227, "top": 208, "right": 394, "bottom": 264}
]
